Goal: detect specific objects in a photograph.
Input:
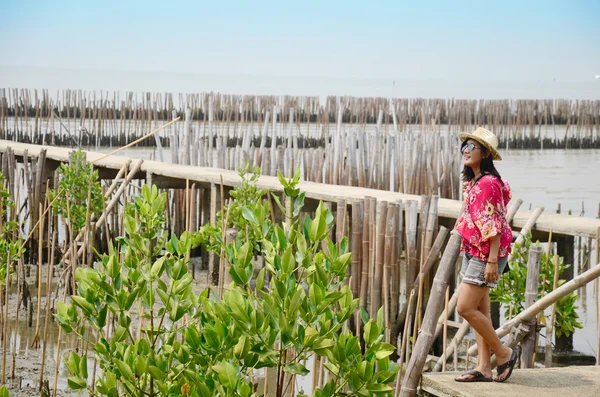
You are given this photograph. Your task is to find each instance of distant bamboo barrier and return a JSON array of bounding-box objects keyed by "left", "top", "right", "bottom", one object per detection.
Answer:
[{"left": 1, "top": 89, "right": 598, "bottom": 150}]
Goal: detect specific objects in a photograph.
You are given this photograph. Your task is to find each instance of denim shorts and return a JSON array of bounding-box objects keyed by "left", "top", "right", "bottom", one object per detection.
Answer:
[{"left": 460, "top": 253, "right": 508, "bottom": 288}]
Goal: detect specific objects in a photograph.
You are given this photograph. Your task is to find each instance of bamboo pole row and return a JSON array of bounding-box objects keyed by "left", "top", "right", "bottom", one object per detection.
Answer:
[{"left": 2, "top": 89, "right": 599, "bottom": 145}]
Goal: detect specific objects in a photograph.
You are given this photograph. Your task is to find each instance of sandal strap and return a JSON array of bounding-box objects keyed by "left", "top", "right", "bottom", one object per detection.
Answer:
[{"left": 459, "top": 370, "right": 484, "bottom": 378}]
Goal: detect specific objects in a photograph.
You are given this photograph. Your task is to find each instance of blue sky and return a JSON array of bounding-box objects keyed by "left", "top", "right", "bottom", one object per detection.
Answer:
[{"left": 0, "top": 0, "right": 599, "bottom": 97}]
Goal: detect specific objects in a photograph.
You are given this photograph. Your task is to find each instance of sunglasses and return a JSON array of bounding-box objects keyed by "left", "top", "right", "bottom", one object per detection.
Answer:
[{"left": 461, "top": 143, "right": 481, "bottom": 154}]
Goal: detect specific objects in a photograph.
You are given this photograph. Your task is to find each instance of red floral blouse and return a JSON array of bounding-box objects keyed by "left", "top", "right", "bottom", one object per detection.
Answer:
[{"left": 456, "top": 174, "right": 513, "bottom": 261}]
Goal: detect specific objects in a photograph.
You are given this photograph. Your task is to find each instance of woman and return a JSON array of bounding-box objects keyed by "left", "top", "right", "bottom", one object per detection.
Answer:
[{"left": 454, "top": 127, "right": 518, "bottom": 383}]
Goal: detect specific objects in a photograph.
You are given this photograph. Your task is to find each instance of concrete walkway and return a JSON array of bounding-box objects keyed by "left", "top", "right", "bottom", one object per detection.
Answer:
[{"left": 421, "top": 366, "right": 600, "bottom": 397}]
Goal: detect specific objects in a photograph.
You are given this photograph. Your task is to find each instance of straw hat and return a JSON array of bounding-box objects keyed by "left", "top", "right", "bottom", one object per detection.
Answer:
[{"left": 458, "top": 127, "right": 502, "bottom": 161}]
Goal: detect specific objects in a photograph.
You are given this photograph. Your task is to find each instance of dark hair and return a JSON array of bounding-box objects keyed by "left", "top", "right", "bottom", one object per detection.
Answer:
[{"left": 461, "top": 140, "right": 503, "bottom": 184}]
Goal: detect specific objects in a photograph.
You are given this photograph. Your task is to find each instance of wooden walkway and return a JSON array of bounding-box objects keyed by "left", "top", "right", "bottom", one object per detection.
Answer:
[
  {"left": 421, "top": 366, "right": 600, "bottom": 397},
  {"left": 2, "top": 140, "right": 600, "bottom": 240}
]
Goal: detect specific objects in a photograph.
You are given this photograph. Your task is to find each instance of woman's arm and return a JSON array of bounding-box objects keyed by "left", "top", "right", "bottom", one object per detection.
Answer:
[
  {"left": 485, "top": 234, "right": 501, "bottom": 284},
  {"left": 488, "top": 235, "right": 500, "bottom": 262}
]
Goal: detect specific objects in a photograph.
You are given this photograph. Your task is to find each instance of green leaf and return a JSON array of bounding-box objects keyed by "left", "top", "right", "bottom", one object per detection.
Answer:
[
  {"left": 310, "top": 213, "right": 326, "bottom": 242},
  {"left": 67, "top": 376, "right": 87, "bottom": 390},
  {"left": 281, "top": 246, "right": 294, "bottom": 275},
  {"left": 285, "top": 363, "right": 310, "bottom": 376},
  {"left": 366, "top": 383, "right": 393, "bottom": 394},
  {"left": 276, "top": 226, "right": 287, "bottom": 250},
  {"left": 71, "top": 296, "right": 94, "bottom": 316},
  {"left": 256, "top": 267, "right": 266, "bottom": 291},
  {"left": 376, "top": 307, "right": 384, "bottom": 328},
  {"left": 236, "top": 241, "right": 253, "bottom": 268},
  {"left": 134, "top": 355, "right": 147, "bottom": 377},
  {"left": 148, "top": 365, "right": 166, "bottom": 381},
  {"left": 151, "top": 257, "right": 166, "bottom": 278},
  {"left": 293, "top": 193, "right": 305, "bottom": 217},
  {"left": 79, "top": 354, "right": 88, "bottom": 378},
  {"left": 96, "top": 304, "right": 108, "bottom": 328},
  {"left": 277, "top": 170, "right": 288, "bottom": 187},
  {"left": 313, "top": 339, "right": 335, "bottom": 355},
  {"left": 242, "top": 206, "right": 258, "bottom": 225},
  {"left": 271, "top": 193, "right": 287, "bottom": 215},
  {"left": 373, "top": 343, "right": 396, "bottom": 359},
  {"left": 65, "top": 351, "right": 80, "bottom": 375},
  {"left": 360, "top": 308, "right": 369, "bottom": 325},
  {"left": 363, "top": 321, "right": 380, "bottom": 345},
  {"left": 212, "top": 361, "right": 239, "bottom": 389},
  {"left": 116, "top": 359, "right": 134, "bottom": 382}
]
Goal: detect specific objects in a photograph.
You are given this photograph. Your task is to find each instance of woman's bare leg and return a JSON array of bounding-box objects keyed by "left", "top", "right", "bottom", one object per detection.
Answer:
[
  {"left": 474, "top": 293, "right": 492, "bottom": 377},
  {"left": 455, "top": 282, "right": 513, "bottom": 379}
]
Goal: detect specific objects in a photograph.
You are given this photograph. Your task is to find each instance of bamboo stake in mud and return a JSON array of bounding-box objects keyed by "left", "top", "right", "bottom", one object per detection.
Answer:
[
  {"left": 32, "top": 203, "right": 45, "bottom": 346},
  {"left": 1, "top": 252, "right": 9, "bottom": 384},
  {"left": 545, "top": 254, "right": 561, "bottom": 368},
  {"left": 12, "top": 259, "right": 25, "bottom": 379},
  {"left": 39, "top": 229, "right": 56, "bottom": 391},
  {"left": 52, "top": 284, "right": 69, "bottom": 397}
]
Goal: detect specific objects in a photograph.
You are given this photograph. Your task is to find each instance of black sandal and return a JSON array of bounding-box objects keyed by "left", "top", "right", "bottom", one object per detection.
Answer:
[
  {"left": 454, "top": 370, "right": 493, "bottom": 382},
  {"left": 494, "top": 347, "right": 519, "bottom": 382}
]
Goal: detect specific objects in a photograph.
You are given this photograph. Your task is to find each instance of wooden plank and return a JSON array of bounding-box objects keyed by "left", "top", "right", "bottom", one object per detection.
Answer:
[{"left": 2, "top": 140, "right": 599, "bottom": 238}]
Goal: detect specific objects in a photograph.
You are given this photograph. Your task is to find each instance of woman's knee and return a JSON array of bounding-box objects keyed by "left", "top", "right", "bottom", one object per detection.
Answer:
[{"left": 457, "top": 299, "right": 474, "bottom": 318}]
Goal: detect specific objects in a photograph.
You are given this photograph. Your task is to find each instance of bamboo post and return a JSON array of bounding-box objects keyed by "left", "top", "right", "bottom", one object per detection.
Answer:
[
  {"left": 506, "top": 198, "right": 524, "bottom": 224},
  {"left": 545, "top": 254, "right": 561, "bottom": 368},
  {"left": 11, "top": 258, "right": 22, "bottom": 379},
  {"left": 400, "top": 231, "right": 462, "bottom": 397},
  {"left": 507, "top": 207, "right": 544, "bottom": 264},
  {"left": 351, "top": 200, "right": 363, "bottom": 333},
  {"left": 367, "top": 197, "right": 376, "bottom": 315},
  {"left": 383, "top": 203, "right": 397, "bottom": 341},
  {"left": 441, "top": 286, "right": 449, "bottom": 372},
  {"left": 208, "top": 183, "right": 218, "bottom": 284},
  {"left": 394, "top": 289, "right": 417, "bottom": 397},
  {"left": 371, "top": 201, "right": 387, "bottom": 317},
  {"left": 521, "top": 245, "right": 542, "bottom": 368},
  {"left": 359, "top": 197, "right": 374, "bottom": 342},
  {"left": 2, "top": 253, "right": 10, "bottom": 384},
  {"left": 220, "top": 228, "right": 238, "bottom": 296},
  {"left": 391, "top": 201, "right": 403, "bottom": 341}
]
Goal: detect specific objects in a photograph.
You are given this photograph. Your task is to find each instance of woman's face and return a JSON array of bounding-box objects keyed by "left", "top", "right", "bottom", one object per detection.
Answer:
[{"left": 462, "top": 139, "right": 486, "bottom": 168}]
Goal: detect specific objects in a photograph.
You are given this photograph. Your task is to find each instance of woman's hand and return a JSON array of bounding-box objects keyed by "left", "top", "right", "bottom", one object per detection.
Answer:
[{"left": 485, "top": 261, "right": 499, "bottom": 284}]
